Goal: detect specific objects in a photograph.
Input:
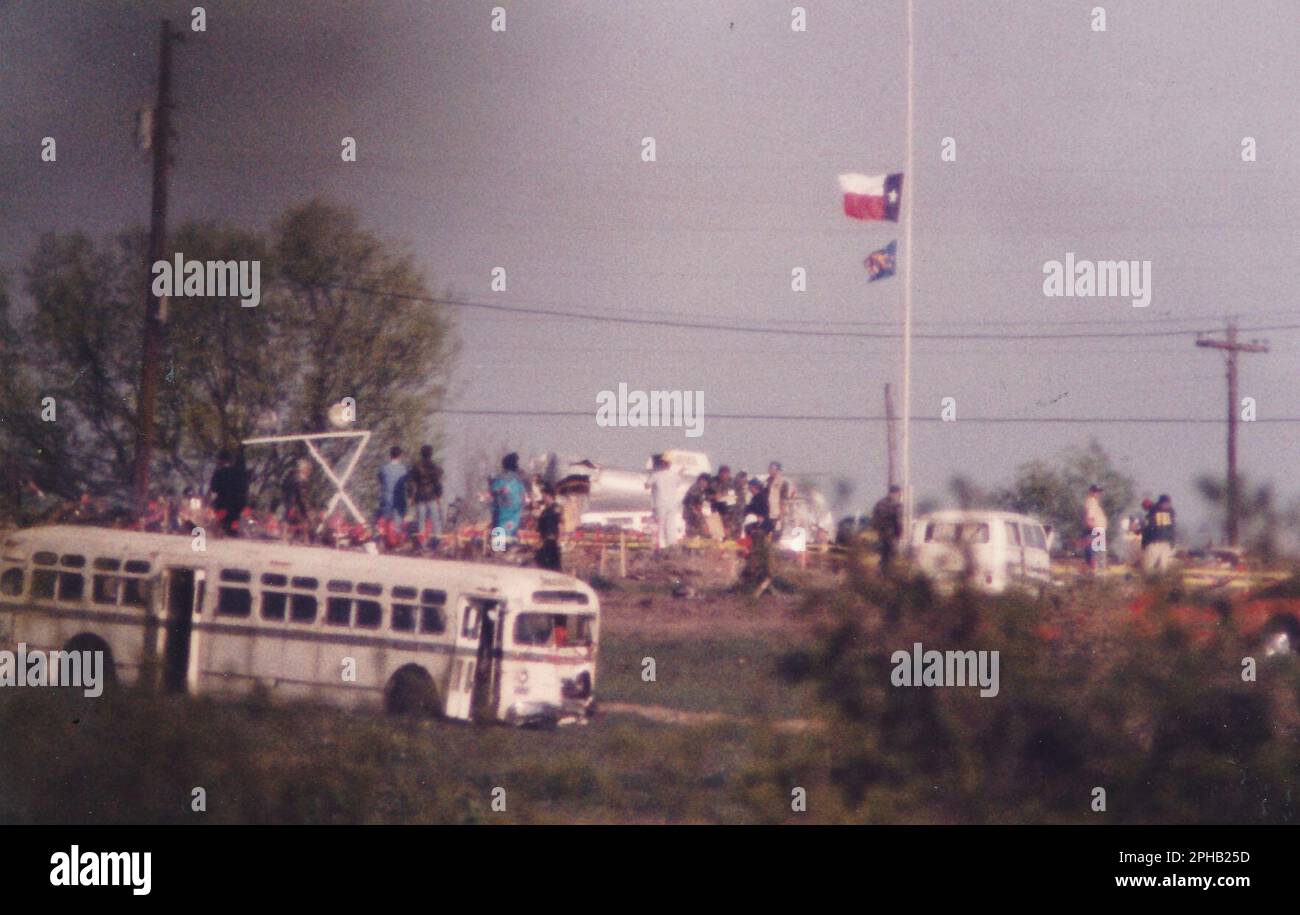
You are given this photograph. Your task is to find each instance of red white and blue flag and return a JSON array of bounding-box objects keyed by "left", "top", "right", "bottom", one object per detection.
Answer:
[
  {"left": 865, "top": 241, "right": 897, "bottom": 281},
  {"left": 839, "top": 172, "right": 903, "bottom": 221}
]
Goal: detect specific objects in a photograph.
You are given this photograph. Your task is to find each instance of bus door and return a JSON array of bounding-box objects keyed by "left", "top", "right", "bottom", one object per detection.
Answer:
[
  {"left": 162, "top": 567, "right": 205, "bottom": 693},
  {"left": 445, "top": 596, "right": 498, "bottom": 720}
]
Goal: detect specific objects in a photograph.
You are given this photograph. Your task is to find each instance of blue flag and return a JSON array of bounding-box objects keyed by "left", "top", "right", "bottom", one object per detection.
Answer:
[{"left": 865, "top": 241, "right": 897, "bottom": 281}]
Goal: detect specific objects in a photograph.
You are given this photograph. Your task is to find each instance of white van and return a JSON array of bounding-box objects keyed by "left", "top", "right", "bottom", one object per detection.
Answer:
[{"left": 910, "top": 510, "right": 1052, "bottom": 593}]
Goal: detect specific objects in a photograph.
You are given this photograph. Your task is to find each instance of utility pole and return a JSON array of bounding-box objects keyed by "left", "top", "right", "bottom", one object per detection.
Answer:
[
  {"left": 884, "top": 383, "right": 898, "bottom": 489},
  {"left": 130, "top": 20, "right": 179, "bottom": 512},
  {"left": 1195, "top": 318, "right": 1268, "bottom": 546}
]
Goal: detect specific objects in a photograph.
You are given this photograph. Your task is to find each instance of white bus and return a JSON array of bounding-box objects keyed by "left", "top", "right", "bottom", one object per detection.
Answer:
[{"left": 0, "top": 526, "right": 599, "bottom": 726}]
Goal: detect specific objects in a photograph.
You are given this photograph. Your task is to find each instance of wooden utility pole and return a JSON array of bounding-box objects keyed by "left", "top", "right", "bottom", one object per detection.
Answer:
[
  {"left": 884, "top": 383, "right": 898, "bottom": 489},
  {"left": 130, "top": 20, "right": 179, "bottom": 512},
  {"left": 1196, "top": 319, "right": 1269, "bottom": 546}
]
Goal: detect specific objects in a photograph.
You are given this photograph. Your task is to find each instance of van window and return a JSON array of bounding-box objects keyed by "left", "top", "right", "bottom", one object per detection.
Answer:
[
  {"left": 1004, "top": 522, "right": 1021, "bottom": 546},
  {"left": 1, "top": 568, "right": 23, "bottom": 596},
  {"left": 1022, "top": 524, "right": 1047, "bottom": 550},
  {"left": 925, "top": 522, "right": 989, "bottom": 544}
]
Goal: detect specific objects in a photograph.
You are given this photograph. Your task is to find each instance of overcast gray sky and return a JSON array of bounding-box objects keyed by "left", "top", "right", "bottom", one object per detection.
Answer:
[{"left": 3, "top": 0, "right": 1298, "bottom": 538}]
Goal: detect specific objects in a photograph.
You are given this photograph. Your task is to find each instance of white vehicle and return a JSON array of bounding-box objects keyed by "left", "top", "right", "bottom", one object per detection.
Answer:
[
  {"left": 0, "top": 526, "right": 599, "bottom": 726},
  {"left": 910, "top": 510, "right": 1052, "bottom": 593}
]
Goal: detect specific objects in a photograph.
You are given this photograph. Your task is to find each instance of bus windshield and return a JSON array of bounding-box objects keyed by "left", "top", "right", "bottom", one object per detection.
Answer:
[{"left": 513, "top": 612, "right": 595, "bottom": 648}]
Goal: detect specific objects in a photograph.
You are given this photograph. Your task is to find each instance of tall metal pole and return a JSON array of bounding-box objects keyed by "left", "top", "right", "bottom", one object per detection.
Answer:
[
  {"left": 130, "top": 20, "right": 176, "bottom": 512},
  {"left": 1196, "top": 318, "right": 1268, "bottom": 547},
  {"left": 900, "top": 0, "right": 916, "bottom": 538},
  {"left": 885, "top": 382, "right": 898, "bottom": 489}
]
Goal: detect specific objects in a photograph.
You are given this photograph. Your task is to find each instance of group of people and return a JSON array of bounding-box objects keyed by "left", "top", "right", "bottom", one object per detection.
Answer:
[
  {"left": 1082, "top": 484, "right": 1177, "bottom": 574},
  {"left": 647, "top": 458, "right": 796, "bottom": 551},
  {"left": 375, "top": 445, "right": 447, "bottom": 552}
]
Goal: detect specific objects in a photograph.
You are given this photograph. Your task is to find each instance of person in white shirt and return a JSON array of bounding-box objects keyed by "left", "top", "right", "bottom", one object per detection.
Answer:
[
  {"left": 646, "top": 454, "right": 689, "bottom": 550},
  {"left": 1082, "top": 483, "right": 1108, "bottom": 572}
]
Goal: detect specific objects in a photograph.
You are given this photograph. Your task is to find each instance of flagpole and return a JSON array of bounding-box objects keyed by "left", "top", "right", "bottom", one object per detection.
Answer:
[{"left": 900, "top": 0, "right": 916, "bottom": 542}]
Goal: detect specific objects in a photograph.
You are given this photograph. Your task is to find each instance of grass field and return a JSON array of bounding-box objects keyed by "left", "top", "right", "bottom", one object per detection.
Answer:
[{"left": 2, "top": 562, "right": 1298, "bottom": 824}]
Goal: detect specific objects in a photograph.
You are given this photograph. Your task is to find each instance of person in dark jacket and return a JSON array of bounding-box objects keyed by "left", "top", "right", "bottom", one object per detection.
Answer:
[
  {"left": 1141, "top": 494, "right": 1176, "bottom": 574},
  {"left": 208, "top": 449, "right": 249, "bottom": 536},
  {"left": 535, "top": 484, "right": 562, "bottom": 571},
  {"left": 407, "top": 444, "right": 444, "bottom": 551},
  {"left": 282, "top": 458, "right": 312, "bottom": 542},
  {"left": 870, "top": 484, "right": 904, "bottom": 572}
]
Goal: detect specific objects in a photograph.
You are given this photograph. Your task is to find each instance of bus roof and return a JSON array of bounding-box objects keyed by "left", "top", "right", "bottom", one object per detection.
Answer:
[{"left": 3, "top": 525, "right": 596, "bottom": 603}]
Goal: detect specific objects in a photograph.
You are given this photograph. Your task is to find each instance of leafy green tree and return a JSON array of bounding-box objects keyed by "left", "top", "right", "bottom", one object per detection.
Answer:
[
  {"left": 993, "top": 439, "right": 1136, "bottom": 544},
  {"left": 6, "top": 200, "right": 455, "bottom": 514}
]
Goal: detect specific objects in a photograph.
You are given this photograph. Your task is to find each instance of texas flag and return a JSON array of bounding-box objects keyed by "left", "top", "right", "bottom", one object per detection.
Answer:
[{"left": 839, "top": 172, "right": 903, "bottom": 221}]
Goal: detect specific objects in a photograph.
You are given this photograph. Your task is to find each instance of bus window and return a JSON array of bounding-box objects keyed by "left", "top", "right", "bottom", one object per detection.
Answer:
[
  {"left": 327, "top": 580, "right": 353, "bottom": 594},
  {"left": 262, "top": 591, "right": 288, "bottom": 621},
  {"left": 262, "top": 573, "right": 288, "bottom": 588},
  {"left": 92, "top": 574, "right": 121, "bottom": 605},
  {"left": 33, "top": 551, "right": 57, "bottom": 566},
  {"left": 357, "top": 582, "right": 382, "bottom": 597},
  {"left": 391, "top": 604, "right": 416, "bottom": 632},
  {"left": 531, "top": 590, "right": 590, "bottom": 606},
  {"left": 514, "top": 613, "right": 554, "bottom": 646},
  {"left": 124, "top": 560, "right": 151, "bottom": 575},
  {"left": 32, "top": 569, "right": 56, "bottom": 600},
  {"left": 61, "top": 554, "right": 86, "bottom": 569},
  {"left": 1, "top": 568, "right": 22, "bottom": 596},
  {"left": 291, "top": 576, "right": 317, "bottom": 590},
  {"left": 57, "top": 572, "right": 84, "bottom": 602},
  {"left": 420, "top": 590, "right": 446, "bottom": 634},
  {"left": 290, "top": 593, "right": 318, "bottom": 623},
  {"left": 356, "top": 600, "right": 382, "bottom": 629},
  {"left": 221, "top": 568, "right": 252, "bottom": 584},
  {"left": 94, "top": 557, "right": 121, "bottom": 572},
  {"left": 217, "top": 586, "right": 252, "bottom": 617},
  {"left": 121, "top": 577, "right": 150, "bottom": 608},
  {"left": 514, "top": 613, "right": 594, "bottom": 647},
  {"left": 326, "top": 597, "right": 352, "bottom": 626}
]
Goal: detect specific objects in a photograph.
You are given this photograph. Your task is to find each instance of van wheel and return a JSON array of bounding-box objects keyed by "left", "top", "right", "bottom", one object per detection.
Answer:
[
  {"left": 63, "top": 634, "right": 116, "bottom": 687},
  {"left": 385, "top": 665, "right": 439, "bottom": 717},
  {"left": 1262, "top": 616, "right": 1300, "bottom": 658}
]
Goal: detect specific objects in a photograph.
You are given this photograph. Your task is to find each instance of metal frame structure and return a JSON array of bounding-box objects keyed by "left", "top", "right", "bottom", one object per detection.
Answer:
[{"left": 241, "top": 430, "right": 371, "bottom": 525}]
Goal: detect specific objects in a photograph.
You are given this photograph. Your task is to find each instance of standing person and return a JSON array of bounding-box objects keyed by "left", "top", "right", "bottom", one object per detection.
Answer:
[
  {"left": 712, "top": 465, "right": 738, "bottom": 538},
  {"left": 535, "top": 484, "right": 563, "bottom": 571},
  {"left": 646, "top": 454, "right": 689, "bottom": 550},
  {"left": 282, "top": 458, "right": 312, "bottom": 542},
  {"left": 683, "top": 473, "right": 711, "bottom": 538},
  {"left": 407, "top": 445, "right": 445, "bottom": 552},
  {"left": 1142, "top": 494, "right": 1176, "bottom": 574},
  {"left": 376, "top": 446, "right": 409, "bottom": 544},
  {"left": 489, "top": 452, "right": 527, "bottom": 543},
  {"left": 208, "top": 449, "right": 249, "bottom": 537},
  {"left": 765, "top": 462, "right": 793, "bottom": 539},
  {"left": 1082, "top": 483, "right": 1108, "bottom": 572},
  {"left": 870, "top": 484, "right": 904, "bottom": 573},
  {"left": 743, "top": 478, "right": 770, "bottom": 536},
  {"left": 731, "top": 471, "right": 750, "bottom": 539}
]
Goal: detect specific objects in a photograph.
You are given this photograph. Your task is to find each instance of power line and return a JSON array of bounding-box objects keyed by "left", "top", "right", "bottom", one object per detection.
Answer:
[
  {"left": 319, "top": 282, "right": 1298, "bottom": 342},
  {"left": 434, "top": 408, "right": 1300, "bottom": 425}
]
